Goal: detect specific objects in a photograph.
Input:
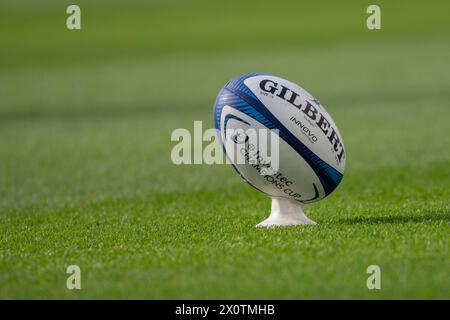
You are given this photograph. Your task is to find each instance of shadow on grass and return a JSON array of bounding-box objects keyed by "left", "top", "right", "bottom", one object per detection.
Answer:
[
  {"left": 0, "top": 101, "right": 209, "bottom": 125},
  {"left": 3, "top": 88, "right": 450, "bottom": 125},
  {"left": 335, "top": 211, "right": 449, "bottom": 225}
]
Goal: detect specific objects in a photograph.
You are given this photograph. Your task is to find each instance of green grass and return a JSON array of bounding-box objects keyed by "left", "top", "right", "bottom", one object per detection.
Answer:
[{"left": 0, "top": 0, "right": 449, "bottom": 299}]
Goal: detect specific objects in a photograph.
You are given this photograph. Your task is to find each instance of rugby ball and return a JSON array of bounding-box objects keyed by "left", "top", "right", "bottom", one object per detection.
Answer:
[{"left": 213, "top": 73, "right": 346, "bottom": 204}]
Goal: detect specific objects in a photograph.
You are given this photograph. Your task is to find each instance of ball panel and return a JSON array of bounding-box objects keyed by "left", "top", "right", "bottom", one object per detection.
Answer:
[
  {"left": 220, "top": 105, "right": 325, "bottom": 203},
  {"left": 243, "top": 75, "right": 346, "bottom": 174}
]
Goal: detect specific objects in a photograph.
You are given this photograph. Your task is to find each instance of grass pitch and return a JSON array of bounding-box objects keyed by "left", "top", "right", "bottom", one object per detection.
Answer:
[{"left": 0, "top": 0, "right": 449, "bottom": 299}]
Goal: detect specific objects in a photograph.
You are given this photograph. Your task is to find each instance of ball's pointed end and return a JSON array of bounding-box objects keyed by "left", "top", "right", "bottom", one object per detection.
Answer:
[{"left": 256, "top": 197, "right": 317, "bottom": 228}]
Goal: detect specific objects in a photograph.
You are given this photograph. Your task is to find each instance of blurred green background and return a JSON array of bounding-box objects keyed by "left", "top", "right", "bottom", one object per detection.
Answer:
[{"left": 0, "top": 0, "right": 449, "bottom": 299}]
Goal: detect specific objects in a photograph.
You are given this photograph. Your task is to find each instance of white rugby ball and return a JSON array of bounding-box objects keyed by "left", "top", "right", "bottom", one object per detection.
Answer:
[{"left": 214, "top": 73, "right": 346, "bottom": 204}]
